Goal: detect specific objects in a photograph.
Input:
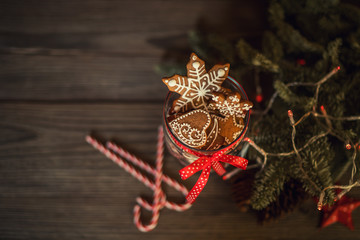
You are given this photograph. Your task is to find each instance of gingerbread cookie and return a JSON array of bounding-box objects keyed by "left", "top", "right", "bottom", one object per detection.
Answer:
[
  {"left": 217, "top": 115, "right": 245, "bottom": 144},
  {"left": 200, "top": 115, "right": 225, "bottom": 150},
  {"left": 218, "top": 87, "right": 232, "bottom": 95},
  {"left": 208, "top": 92, "right": 253, "bottom": 120},
  {"left": 169, "top": 109, "right": 211, "bottom": 148},
  {"left": 167, "top": 112, "right": 185, "bottom": 123},
  {"left": 162, "top": 53, "right": 230, "bottom": 113}
]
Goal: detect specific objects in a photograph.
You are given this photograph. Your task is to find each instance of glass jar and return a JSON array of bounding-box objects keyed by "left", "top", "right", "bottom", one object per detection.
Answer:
[{"left": 163, "top": 76, "right": 250, "bottom": 166}]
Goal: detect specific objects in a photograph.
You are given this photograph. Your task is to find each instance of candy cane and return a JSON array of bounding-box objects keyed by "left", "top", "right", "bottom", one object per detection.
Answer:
[
  {"left": 133, "top": 126, "right": 164, "bottom": 231},
  {"left": 86, "top": 126, "right": 191, "bottom": 232},
  {"left": 106, "top": 142, "right": 188, "bottom": 196}
]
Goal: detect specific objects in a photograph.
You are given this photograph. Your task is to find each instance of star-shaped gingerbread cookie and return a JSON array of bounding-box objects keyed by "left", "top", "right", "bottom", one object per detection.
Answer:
[
  {"left": 217, "top": 115, "right": 245, "bottom": 144},
  {"left": 162, "top": 53, "right": 230, "bottom": 113}
]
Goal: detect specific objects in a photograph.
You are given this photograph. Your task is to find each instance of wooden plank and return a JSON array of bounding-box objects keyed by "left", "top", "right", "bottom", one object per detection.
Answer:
[
  {"left": 0, "top": 0, "right": 266, "bottom": 35},
  {"left": 0, "top": 0, "right": 267, "bottom": 101},
  {"left": 0, "top": 0, "right": 266, "bottom": 53},
  {"left": 0, "top": 54, "right": 168, "bottom": 101},
  {"left": 1, "top": 103, "right": 360, "bottom": 239}
]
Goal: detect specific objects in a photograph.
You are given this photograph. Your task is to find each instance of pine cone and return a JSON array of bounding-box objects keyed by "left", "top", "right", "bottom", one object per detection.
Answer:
[
  {"left": 231, "top": 168, "right": 257, "bottom": 212},
  {"left": 257, "top": 179, "right": 308, "bottom": 224}
]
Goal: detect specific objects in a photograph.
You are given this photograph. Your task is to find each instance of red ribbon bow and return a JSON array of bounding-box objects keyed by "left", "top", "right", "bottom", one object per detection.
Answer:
[
  {"left": 179, "top": 151, "right": 248, "bottom": 203},
  {"left": 165, "top": 116, "right": 250, "bottom": 204}
]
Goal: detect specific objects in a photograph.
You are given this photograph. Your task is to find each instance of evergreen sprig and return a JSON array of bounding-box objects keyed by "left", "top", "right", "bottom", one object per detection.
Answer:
[{"left": 158, "top": 0, "right": 360, "bottom": 210}]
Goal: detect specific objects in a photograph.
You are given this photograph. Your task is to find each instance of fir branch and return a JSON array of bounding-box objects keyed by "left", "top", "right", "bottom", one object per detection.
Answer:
[
  {"left": 324, "top": 38, "right": 342, "bottom": 67},
  {"left": 273, "top": 80, "right": 314, "bottom": 109},
  {"left": 155, "top": 63, "right": 186, "bottom": 77},
  {"left": 207, "top": 34, "right": 236, "bottom": 63},
  {"left": 262, "top": 31, "right": 284, "bottom": 63},
  {"left": 276, "top": 21, "right": 324, "bottom": 53},
  {"left": 236, "top": 39, "right": 280, "bottom": 73},
  {"left": 156, "top": 0, "right": 360, "bottom": 211},
  {"left": 250, "top": 158, "right": 288, "bottom": 210},
  {"left": 288, "top": 110, "right": 322, "bottom": 193},
  {"left": 188, "top": 31, "right": 211, "bottom": 62},
  {"left": 269, "top": 1, "right": 324, "bottom": 54},
  {"left": 247, "top": 66, "right": 360, "bottom": 208}
]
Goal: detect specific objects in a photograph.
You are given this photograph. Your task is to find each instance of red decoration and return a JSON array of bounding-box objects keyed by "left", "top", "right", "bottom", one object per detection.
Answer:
[
  {"left": 287, "top": 110, "right": 293, "bottom": 118},
  {"left": 179, "top": 152, "right": 248, "bottom": 203},
  {"left": 321, "top": 195, "right": 360, "bottom": 230},
  {"left": 255, "top": 94, "right": 263, "bottom": 103},
  {"left": 166, "top": 121, "right": 249, "bottom": 204},
  {"left": 297, "top": 59, "right": 306, "bottom": 66}
]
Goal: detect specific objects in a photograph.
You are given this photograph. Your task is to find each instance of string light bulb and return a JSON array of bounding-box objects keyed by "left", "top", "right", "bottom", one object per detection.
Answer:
[
  {"left": 287, "top": 110, "right": 293, "bottom": 117},
  {"left": 255, "top": 94, "right": 263, "bottom": 103},
  {"left": 288, "top": 110, "right": 295, "bottom": 125},
  {"left": 317, "top": 202, "right": 323, "bottom": 211},
  {"left": 297, "top": 59, "right": 306, "bottom": 66}
]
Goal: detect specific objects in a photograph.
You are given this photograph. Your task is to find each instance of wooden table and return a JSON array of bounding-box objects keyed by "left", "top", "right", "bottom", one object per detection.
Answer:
[{"left": 1, "top": 0, "right": 360, "bottom": 239}]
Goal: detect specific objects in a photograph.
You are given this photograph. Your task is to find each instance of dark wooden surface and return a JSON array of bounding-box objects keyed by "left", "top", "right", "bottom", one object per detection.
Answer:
[{"left": 1, "top": 1, "right": 360, "bottom": 239}]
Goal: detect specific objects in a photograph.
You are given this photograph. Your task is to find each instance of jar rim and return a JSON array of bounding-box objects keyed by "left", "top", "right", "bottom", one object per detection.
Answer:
[{"left": 162, "top": 76, "right": 250, "bottom": 155}]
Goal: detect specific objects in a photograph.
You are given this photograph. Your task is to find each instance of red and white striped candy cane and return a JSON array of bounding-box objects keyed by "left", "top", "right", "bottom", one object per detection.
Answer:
[
  {"left": 106, "top": 141, "right": 188, "bottom": 197},
  {"left": 86, "top": 126, "right": 191, "bottom": 232},
  {"left": 133, "top": 126, "right": 164, "bottom": 231}
]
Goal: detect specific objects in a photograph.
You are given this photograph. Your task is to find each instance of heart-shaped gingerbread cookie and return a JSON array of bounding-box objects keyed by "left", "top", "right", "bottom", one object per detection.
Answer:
[{"left": 169, "top": 109, "right": 211, "bottom": 148}]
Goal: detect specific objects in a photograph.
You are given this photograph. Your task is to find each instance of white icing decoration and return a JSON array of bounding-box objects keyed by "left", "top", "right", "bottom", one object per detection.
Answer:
[
  {"left": 233, "top": 126, "right": 243, "bottom": 140},
  {"left": 198, "top": 89, "right": 206, "bottom": 97},
  {"left": 168, "top": 79, "right": 176, "bottom": 87},
  {"left": 218, "top": 69, "right": 225, "bottom": 77},
  {"left": 212, "top": 95, "right": 219, "bottom": 101},
  {"left": 204, "top": 117, "right": 220, "bottom": 150},
  {"left": 242, "top": 103, "right": 251, "bottom": 111},
  {"left": 228, "top": 95, "right": 239, "bottom": 103},
  {"left": 193, "top": 61, "right": 200, "bottom": 68}
]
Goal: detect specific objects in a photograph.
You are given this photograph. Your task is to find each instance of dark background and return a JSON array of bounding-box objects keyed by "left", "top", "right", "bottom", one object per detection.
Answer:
[{"left": 1, "top": 0, "right": 360, "bottom": 239}]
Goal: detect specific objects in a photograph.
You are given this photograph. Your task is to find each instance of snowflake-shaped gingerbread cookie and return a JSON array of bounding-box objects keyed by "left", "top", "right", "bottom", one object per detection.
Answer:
[
  {"left": 162, "top": 53, "right": 230, "bottom": 113},
  {"left": 208, "top": 92, "right": 253, "bottom": 119}
]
